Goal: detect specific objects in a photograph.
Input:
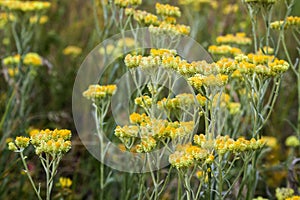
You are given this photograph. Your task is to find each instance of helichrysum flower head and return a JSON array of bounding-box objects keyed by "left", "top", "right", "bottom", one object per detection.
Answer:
[
  {"left": 275, "top": 187, "right": 294, "bottom": 200},
  {"left": 136, "top": 136, "right": 157, "bottom": 153},
  {"left": 8, "top": 142, "right": 18, "bottom": 151},
  {"left": 271, "top": 16, "right": 300, "bottom": 30},
  {"left": 63, "top": 46, "right": 82, "bottom": 57},
  {"left": 234, "top": 53, "right": 289, "bottom": 76},
  {"left": 30, "top": 129, "right": 72, "bottom": 155},
  {"left": 114, "top": 0, "right": 142, "bottom": 8},
  {"left": 208, "top": 45, "right": 243, "bottom": 56},
  {"left": 169, "top": 143, "right": 210, "bottom": 169},
  {"left": 285, "top": 136, "right": 300, "bottom": 147},
  {"left": 286, "top": 196, "right": 300, "bottom": 200},
  {"left": 82, "top": 84, "right": 117, "bottom": 101},
  {"left": 131, "top": 10, "right": 160, "bottom": 26},
  {"left": 114, "top": 125, "right": 139, "bottom": 138},
  {"left": 58, "top": 177, "right": 72, "bottom": 188},
  {"left": 129, "top": 112, "right": 150, "bottom": 125},
  {"left": 194, "top": 134, "right": 264, "bottom": 154},
  {"left": 155, "top": 3, "right": 181, "bottom": 18},
  {"left": 15, "top": 136, "right": 30, "bottom": 149},
  {"left": 228, "top": 102, "right": 241, "bottom": 115},
  {"left": 3, "top": 53, "right": 43, "bottom": 67},
  {"left": 188, "top": 74, "right": 228, "bottom": 89},
  {"left": 29, "top": 15, "right": 48, "bottom": 24},
  {"left": 169, "top": 151, "right": 194, "bottom": 169},
  {"left": 216, "top": 33, "right": 252, "bottom": 46},
  {"left": 149, "top": 22, "right": 190, "bottom": 36},
  {"left": 259, "top": 46, "right": 274, "bottom": 55},
  {"left": 0, "top": 1, "right": 51, "bottom": 12},
  {"left": 3, "top": 54, "right": 21, "bottom": 66},
  {"left": 135, "top": 95, "right": 152, "bottom": 108},
  {"left": 23, "top": 53, "right": 43, "bottom": 66}
]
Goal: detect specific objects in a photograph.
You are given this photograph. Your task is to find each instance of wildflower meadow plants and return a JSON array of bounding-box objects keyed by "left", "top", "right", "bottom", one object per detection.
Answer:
[{"left": 1, "top": 0, "right": 300, "bottom": 200}]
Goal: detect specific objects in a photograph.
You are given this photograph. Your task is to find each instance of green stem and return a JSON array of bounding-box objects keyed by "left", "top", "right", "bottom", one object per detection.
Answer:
[{"left": 20, "top": 151, "right": 42, "bottom": 200}]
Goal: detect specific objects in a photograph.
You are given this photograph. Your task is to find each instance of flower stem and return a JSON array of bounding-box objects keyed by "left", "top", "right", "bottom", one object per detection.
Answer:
[{"left": 20, "top": 151, "right": 42, "bottom": 200}]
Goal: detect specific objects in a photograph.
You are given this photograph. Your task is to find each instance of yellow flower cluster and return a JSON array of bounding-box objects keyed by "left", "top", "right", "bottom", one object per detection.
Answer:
[
  {"left": 82, "top": 84, "right": 117, "bottom": 101},
  {"left": 286, "top": 196, "right": 300, "bottom": 200},
  {"left": 208, "top": 45, "right": 243, "bottom": 56},
  {"left": 194, "top": 134, "right": 264, "bottom": 155},
  {"left": 149, "top": 22, "right": 190, "bottom": 36},
  {"left": 8, "top": 136, "right": 30, "bottom": 151},
  {"left": 9, "top": 129, "right": 72, "bottom": 155},
  {"left": 188, "top": 74, "right": 228, "bottom": 89},
  {"left": 116, "top": 113, "right": 194, "bottom": 141},
  {"left": 114, "top": 0, "right": 142, "bottom": 8},
  {"left": 150, "top": 48, "right": 177, "bottom": 57},
  {"left": 157, "top": 93, "right": 206, "bottom": 110},
  {"left": 126, "top": 9, "right": 159, "bottom": 26},
  {"left": 275, "top": 187, "right": 295, "bottom": 200},
  {"left": 258, "top": 46, "right": 274, "bottom": 55},
  {"left": 63, "top": 45, "right": 82, "bottom": 56},
  {"left": 125, "top": 49, "right": 217, "bottom": 75},
  {"left": 216, "top": 33, "right": 252, "bottom": 46},
  {"left": 135, "top": 95, "right": 152, "bottom": 108},
  {"left": 0, "top": 12, "right": 15, "bottom": 28},
  {"left": 228, "top": 102, "right": 241, "bottom": 115},
  {"left": 136, "top": 136, "right": 157, "bottom": 153},
  {"left": 155, "top": 3, "right": 181, "bottom": 18},
  {"left": 129, "top": 112, "right": 150, "bottom": 125},
  {"left": 223, "top": 4, "right": 238, "bottom": 15},
  {"left": 215, "top": 58, "right": 236, "bottom": 74},
  {"left": 234, "top": 54, "right": 289, "bottom": 76},
  {"left": 23, "top": 53, "right": 43, "bottom": 66},
  {"left": 3, "top": 53, "right": 43, "bottom": 67},
  {"left": 285, "top": 136, "right": 300, "bottom": 147},
  {"left": 0, "top": 1, "right": 51, "bottom": 12},
  {"left": 58, "top": 177, "right": 72, "bottom": 188},
  {"left": 30, "top": 129, "right": 72, "bottom": 155},
  {"left": 29, "top": 15, "right": 48, "bottom": 24},
  {"left": 169, "top": 143, "right": 212, "bottom": 169},
  {"left": 271, "top": 16, "right": 300, "bottom": 30},
  {"left": 3, "top": 54, "right": 21, "bottom": 66},
  {"left": 114, "top": 125, "right": 139, "bottom": 138}
]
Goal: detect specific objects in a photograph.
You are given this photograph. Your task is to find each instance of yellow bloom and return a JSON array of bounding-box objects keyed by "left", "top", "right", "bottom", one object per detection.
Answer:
[
  {"left": 285, "top": 136, "right": 300, "bottom": 147},
  {"left": 3, "top": 54, "right": 20, "bottom": 66},
  {"left": 7, "top": 68, "right": 19, "bottom": 77},
  {"left": 149, "top": 22, "right": 190, "bottom": 36},
  {"left": 30, "top": 128, "right": 72, "bottom": 155},
  {"left": 29, "top": 15, "right": 48, "bottom": 24},
  {"left": 8, "top": 142, "right": 18, "bottom": 151},
  {"left": 23, "top": 53, "right": 43, "bottom": 66},
  {"left": 63, "top": 45, "right": 82, "bottom": 56},
  {"left": 82, "top": 84, "right": 117, "bottom": 101},
  {"left": 188, "top": 74, "right": 228, "bottom": 89},
  {"left": 209, "top": 45, "right": 243, "bottom": 56},
  {"left": 59, "top": 177, "right": 72, "bottom": 188},
  {"left": 114, "top": 0, "right": 142, "bottom": 8},
  {"left": 286, "top": 196, "right": 300, "bottom": 200},
  {"left": 155, "top": 3, "right": 181, "bottom": 18},
  {"left": 216, "top": 33, "right": 251, "bottom": 46},
  {"left": 136, "top": 136, "right": 157, "bottom": 153},
  {"left": 0, "top": 1, "right": 51, "bottom": 12},
  {"left": 260, "top": 136, "right": 278, "bottom": 149},
  {"left": 223, "top": 4, "right": 238, "bottom": 15},
  {"left": 15, "top": 136, "right": 30, "bottom": 149},
  {"left": 271, "top": 16, "right": 300, "bottom": 30}
]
